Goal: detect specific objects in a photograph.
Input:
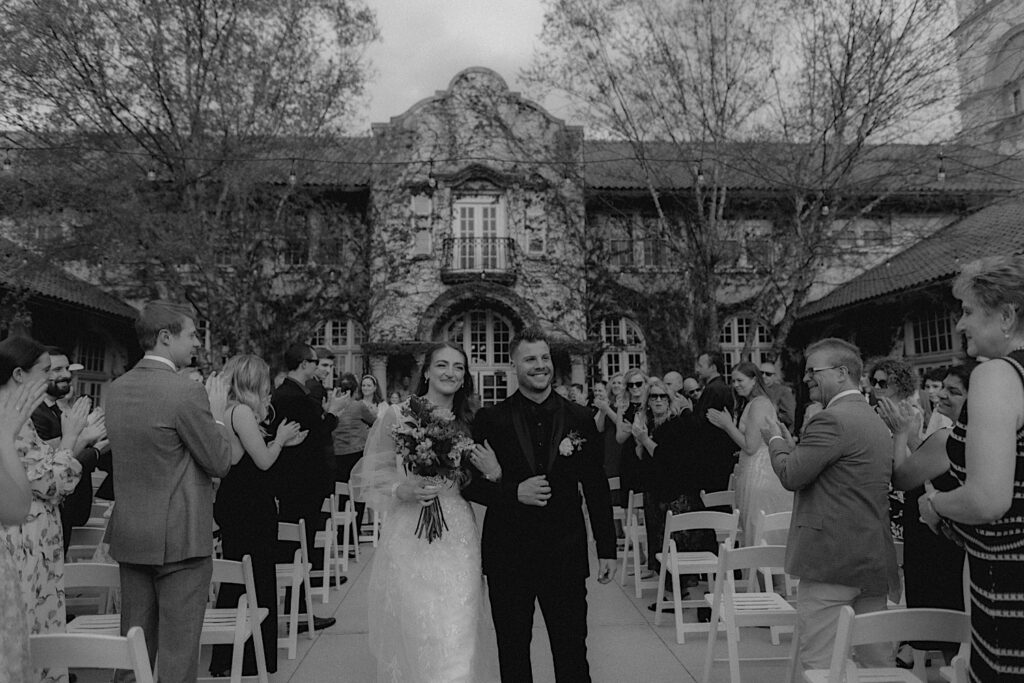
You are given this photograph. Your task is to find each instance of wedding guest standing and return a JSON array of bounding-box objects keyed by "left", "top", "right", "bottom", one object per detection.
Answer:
[
  {"left": 918, "top": 255, "right": 1024, "bottom": 681},
  {"left": 708, "top": 362, "right": 792, "bottom": 545},
  {"left": 694, "top": 351, "right": 738, "bottom": 495},
  {"left": 105, "top": 301, "right": 232, "bottom": 683},
  {"left": 761, "top": 338, "right": 899, "bottom": 670},
  {"left": 360, "top": 374, "right": 386, "bottom": 418},
  {"left": 270, "top": 343, "right": 342, "bottom": 631},
  {"left": 209, "top": 354, "right": 307, "bottom": 677},
  {"left": 0, "top": 337, "right": 89, "bottom": 683},
  {"left": 0, "top": 375, "right": 43, "bottom": 682},
  {"left": 879, "top": 363, "right": 973, "bottom": 665},
  {"left": 331, "top": 373, "right": 377, "bottom": 539}
]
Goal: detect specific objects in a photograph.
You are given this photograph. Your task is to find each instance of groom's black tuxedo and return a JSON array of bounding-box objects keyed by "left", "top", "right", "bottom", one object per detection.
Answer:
[{"left": 466, "top": 390, "right": 615, "bottom": 682}]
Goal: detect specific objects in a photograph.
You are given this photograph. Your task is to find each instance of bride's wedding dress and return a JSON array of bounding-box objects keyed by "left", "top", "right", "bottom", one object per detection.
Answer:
[{"left": 352, "top": 404, "right": 497, "bottom": 683}]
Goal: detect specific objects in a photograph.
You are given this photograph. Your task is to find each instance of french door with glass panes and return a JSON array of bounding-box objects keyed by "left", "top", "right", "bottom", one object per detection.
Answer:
[
  {"left": 455, "top": 197, "right": 505, "bottom": 271},
  {"left": 442, "top": 309, "right": 517, "bottom": 407}
]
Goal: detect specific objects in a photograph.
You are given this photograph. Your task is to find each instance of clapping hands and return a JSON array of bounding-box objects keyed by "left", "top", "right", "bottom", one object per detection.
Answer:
[
  {"left": 0, "top": 378, "right": 47, "bottom": 442},
  {"left": 205, "top": 372, "right": 228, "bottom": 422},
  {"left": 706, "top": 407, "right": 732, "bottom": 429},
  {"left": 875, "top": 397, "right": 920, "bottom": 436},
  {"left": 274, "top": 419, "right": 308, "bottom": 448}
]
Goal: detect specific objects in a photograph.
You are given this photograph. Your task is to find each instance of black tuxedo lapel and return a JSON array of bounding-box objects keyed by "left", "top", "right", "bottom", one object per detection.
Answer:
[
  {"left": 510, "top": 399, "right": 537, "bottom": 474},
  {"left": 546, "top": 399, "right": 567, "bottom": 473}
]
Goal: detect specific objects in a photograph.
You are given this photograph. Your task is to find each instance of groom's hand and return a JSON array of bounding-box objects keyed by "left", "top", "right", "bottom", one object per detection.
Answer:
[
  {"left": 518, "top": 475, "right": 551, "bottom": 506},
  {"left": 596, "top": 558, "right": 616, "bottom": 584}
]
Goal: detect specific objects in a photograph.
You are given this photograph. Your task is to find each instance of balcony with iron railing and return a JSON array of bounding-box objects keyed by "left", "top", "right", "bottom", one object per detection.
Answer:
[{"left": 440, "top": 237, "right": 518, "bottom": 285}]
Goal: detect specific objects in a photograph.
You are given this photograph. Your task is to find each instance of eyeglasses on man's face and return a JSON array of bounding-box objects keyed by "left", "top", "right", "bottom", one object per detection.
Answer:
[
  {"left": 627, "top": 381, "right": 644, "bottom": 388},
  {"left": 761, "top": 370, "right": 776, "bottom": 377},
  {"left": 804, "top": 365, "right": 839, "bottom": 378},
  {"left": 685, "top": 389, "right": 700, "bottom": 398}
]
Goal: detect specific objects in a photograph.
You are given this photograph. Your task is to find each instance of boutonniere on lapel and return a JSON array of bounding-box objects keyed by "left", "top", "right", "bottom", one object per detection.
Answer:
[{"left": 558, "top": 431, "right": 585, "bottom": 457}]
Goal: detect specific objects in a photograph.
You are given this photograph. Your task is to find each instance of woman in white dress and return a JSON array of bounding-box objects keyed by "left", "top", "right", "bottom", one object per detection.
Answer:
[
  {"left": 707, "top": 361, "right": 792, "bottom": 545},
  {"left": 351, "top": 342, "right": 500, "bottom": 683}
]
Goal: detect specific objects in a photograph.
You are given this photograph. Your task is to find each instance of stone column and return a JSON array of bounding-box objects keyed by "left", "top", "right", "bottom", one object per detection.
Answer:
[
  {"left": 570, "top": 353, "right": 587, "bottom": 386},
  {"left": 370, "top": 354, "right": 388, "bottom": 395}
]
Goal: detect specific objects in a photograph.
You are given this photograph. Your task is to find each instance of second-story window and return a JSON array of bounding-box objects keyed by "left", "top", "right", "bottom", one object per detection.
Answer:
[{"left": 452, "top": 195, "right": 508, "bottom": 271}]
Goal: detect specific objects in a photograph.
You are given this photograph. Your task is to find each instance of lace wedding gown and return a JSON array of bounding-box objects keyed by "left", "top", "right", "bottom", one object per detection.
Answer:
[
  {"left": 734, "top": 398, "right": 793, "bottom": 545},
  {"left": 352, "top": 403, "right": 497, "bottom": 683}
]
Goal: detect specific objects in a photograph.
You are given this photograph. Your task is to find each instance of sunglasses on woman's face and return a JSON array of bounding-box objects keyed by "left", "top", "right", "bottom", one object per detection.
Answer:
[
  {"left": 648, "top": 393, "right": 669, "bottom": 401},
  {"left": 870, "top": 377, "right": 888, "bottom": 389},
  {"left": 627, "top": 381, "right": 644, "bottom": 388}
]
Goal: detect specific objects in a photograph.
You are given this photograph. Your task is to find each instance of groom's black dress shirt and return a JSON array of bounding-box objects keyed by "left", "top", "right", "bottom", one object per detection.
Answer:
[{"left": 517, "top": 391, "right": 558, "bottom": 475}]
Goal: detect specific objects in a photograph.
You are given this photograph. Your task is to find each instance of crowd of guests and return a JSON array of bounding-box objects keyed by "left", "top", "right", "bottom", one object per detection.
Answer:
[{"left": 1, "top": 254, "right": 1023, "bottom": 682}]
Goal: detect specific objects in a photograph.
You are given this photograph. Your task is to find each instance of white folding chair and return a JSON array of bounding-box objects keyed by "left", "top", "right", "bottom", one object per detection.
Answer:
[
  {"left": 653, "top": 509, "right": 740, "bottom": 644},
  {"left": 313, "top": 495, "right": 340, "bottom": 603},
  {"left": 65, "top": 563, "right": 121, "bottom": 631},
  {"left": 275, "top": 520, "right": 315, "bottom": 659},
  {"left": 31, "top": 626, "right": 154, "bottom": 683},
  {"left": 701, "top": 544, "right": 799, "bottom": 683},
  {"left": 621, "top": 490, "right": 658, "bottom": 597},
  {"left": 359, "top": 505, "right": 383, "bottom": 546},
  {"left": 803, "top": 607, "right": 970, "bottom": 683},
  {"left": 333, "top": 482, "right": 360, "bottom": 569},
  {"left": 66, "top": 525, "right": 106, "bottom": 563},
  {"left": 608, "top": 477, "right": 628, "bottom": 563},
  {"left": 701, "top": 489, "right": 737, "bottom": 510},
  {"left": 83, "top": 500, "right": 113, "bottom": 529},
  {"left": 200, "top": 555, "right": 270, "bottom": 683}
]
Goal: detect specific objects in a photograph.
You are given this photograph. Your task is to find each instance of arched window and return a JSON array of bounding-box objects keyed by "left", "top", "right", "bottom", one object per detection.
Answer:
[
  {"left": 311, "top": 319, "right": 364, "bottom": 380},
  {"left": 598, "top": 317, "right": 647, "bottom": 379},
  {"left": 719, "top": 316, "right": 772, "bottom": 377}
]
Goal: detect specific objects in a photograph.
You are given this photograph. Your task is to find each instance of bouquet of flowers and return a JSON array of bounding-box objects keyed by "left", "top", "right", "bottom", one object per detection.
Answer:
[{"left": 391, "top": 394, "right": 476, "bottom": 542}]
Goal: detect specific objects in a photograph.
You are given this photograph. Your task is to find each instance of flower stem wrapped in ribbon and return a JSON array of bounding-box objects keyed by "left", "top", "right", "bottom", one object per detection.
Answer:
[{"left": 391, "top": 395, "right": 476, "bottom": 542}]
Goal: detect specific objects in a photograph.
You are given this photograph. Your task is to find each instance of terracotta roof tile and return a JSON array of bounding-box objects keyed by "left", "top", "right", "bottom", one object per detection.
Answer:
[
  {"left": 798, "top": 199, "right": 1024, "bottom": 318},
  {"left": 0, "top": 238, "right": 136, "bottom": 319}
]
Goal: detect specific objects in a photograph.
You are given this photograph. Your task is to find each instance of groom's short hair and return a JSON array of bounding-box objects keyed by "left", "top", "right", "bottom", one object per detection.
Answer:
[{"left": 510, "top": 326, "right": 549, "bottom": 358}]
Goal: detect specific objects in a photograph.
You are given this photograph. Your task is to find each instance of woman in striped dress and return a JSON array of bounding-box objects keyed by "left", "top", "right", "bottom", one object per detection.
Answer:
[{"left": 919, "top": 254, "right": 1024, "bottom": 681}]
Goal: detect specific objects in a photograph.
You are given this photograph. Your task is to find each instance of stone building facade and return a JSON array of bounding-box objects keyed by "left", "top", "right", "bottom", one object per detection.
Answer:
[
  {"left": 303, "top": 67, "right": 1020, "bottom": 403},
  {"left": 954, "top": 0, "right": 1024, "bottom": 155}
]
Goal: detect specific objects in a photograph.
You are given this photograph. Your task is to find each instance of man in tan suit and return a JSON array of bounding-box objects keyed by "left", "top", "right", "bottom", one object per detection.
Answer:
[
  {"left": 106, "top": 301, "right": 232, "bottom": 682},
  {"left": 761, "top": 337, "right": 899, "bottom": 670}
]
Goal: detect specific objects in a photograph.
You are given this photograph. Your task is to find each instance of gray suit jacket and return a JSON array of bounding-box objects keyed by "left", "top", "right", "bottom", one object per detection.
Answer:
[
  {"left": 768, "top": 392, "right": 899, "bottom": 596},
  {"left": 106, "top": 358, "right": 232, "bottom": 565}
]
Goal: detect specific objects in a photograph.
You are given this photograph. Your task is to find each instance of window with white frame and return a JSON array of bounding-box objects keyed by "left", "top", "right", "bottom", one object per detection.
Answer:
[
  {"left": 452, "top": 195, "right": 508, "bottom": 270},
  {"left": 598, "top": 317, "right": 646, "bottom": 379},
  {"left": 311, "top": 319, "right": 364, "bottom": 378},
  {"left": 718, "top": 316, "right": 772, "bottom": 377},
  {"left": 76, "top": 340, "right": 106, "bottom": 373}
]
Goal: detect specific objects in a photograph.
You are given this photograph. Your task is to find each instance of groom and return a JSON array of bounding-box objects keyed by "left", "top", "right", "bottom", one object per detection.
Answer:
[{"left": 466, "top": 326, "right": 616, "bottom": 682}]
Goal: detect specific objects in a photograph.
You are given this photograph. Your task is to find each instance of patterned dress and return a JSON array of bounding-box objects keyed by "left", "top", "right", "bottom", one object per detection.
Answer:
[
  {"left": 947, "top": 350, "right": 1024, "bottom": 682},
  {"left": 0, "top": 421, "right": 82, "bottom": 683},
  {"left": 0, "top": 548, "right": 31, "bottom": 682}
]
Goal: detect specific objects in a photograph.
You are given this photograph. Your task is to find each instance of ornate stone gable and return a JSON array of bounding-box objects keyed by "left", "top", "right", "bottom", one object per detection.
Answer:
[{"left": 366, "top": 67, "right": 587, "bottom": 348}]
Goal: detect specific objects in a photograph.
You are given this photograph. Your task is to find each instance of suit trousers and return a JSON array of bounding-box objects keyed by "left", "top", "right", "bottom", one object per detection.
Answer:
[
  {"left": 487, "top": 566, "right": 591, "bottom": 683},
  {"left": 796, "top": 579, "right": 893, "bottom": 670},
  {"left": 278, "top": 494, "right": 327, "bottom": 613},
  {"left": 117, "top": 556, "right": 213, "bottom": 683}
]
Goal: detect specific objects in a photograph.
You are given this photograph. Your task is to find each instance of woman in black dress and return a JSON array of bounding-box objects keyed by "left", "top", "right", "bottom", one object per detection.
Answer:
[
  {"left": 880, "top": 363, "right": 974, "bottom": 662},
  {"left": 210, "top": 354, "right": 307, "bottom": 676}
]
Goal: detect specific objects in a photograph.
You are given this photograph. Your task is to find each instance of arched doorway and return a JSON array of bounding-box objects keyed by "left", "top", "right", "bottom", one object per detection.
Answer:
[{"left": 441, "top": 309, "right": 517, "bottom": 406}]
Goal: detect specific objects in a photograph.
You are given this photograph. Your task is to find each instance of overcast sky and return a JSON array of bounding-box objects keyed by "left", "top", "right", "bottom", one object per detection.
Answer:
[{"left": 355, "top": 0, "right": 565, "bottom": 131}]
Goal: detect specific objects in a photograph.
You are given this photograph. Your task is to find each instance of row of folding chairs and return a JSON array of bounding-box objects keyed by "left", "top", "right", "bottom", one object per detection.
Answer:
[{"left": 64, "top": 555, "right": 269, "bottom": 683}]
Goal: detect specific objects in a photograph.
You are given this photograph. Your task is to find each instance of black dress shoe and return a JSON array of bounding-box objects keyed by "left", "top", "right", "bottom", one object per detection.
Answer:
[
  {"left": 648, "top": 603, "right": 675, "bottom": 613},
  {"left": 297, "top": 615, "right": 336, "bottom": 633}
]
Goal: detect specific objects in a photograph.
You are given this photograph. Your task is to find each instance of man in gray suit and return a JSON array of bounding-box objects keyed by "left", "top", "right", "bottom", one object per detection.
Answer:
[
  {"left": 761, "top": 337, "right": 898, "bottom": 670},
  {"left": 106, "top": 301, "right": 232, "bottom": 682}
]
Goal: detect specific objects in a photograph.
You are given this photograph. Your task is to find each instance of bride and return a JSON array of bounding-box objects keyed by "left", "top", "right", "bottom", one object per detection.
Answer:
[{"left": 351, "top": 342, "right": 501, "bottom": 682}]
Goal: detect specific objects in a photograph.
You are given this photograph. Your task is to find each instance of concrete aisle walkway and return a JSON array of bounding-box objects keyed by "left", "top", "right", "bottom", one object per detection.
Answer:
[{"left": 270, "top": 538, "right": 797, "bottom": 682}]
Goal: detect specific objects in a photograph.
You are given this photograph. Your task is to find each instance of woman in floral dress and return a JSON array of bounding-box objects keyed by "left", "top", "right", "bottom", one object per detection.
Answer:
[
  {"left": 0, "top": 371, "right": 45, "bottom": 682},
  {"left": 0, "top": 336, "right": 88, "bottom": 683}
]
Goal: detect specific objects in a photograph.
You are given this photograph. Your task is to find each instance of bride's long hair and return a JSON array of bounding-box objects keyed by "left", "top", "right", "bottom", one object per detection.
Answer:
[{"left": 414, "top": 341, "right": 476, "bottom": 425}]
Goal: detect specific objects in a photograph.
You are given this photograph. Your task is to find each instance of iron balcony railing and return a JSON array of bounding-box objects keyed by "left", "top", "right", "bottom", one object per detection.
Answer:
[{"left": 440, "top": 237, "right": 518, "bottom": 284}]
